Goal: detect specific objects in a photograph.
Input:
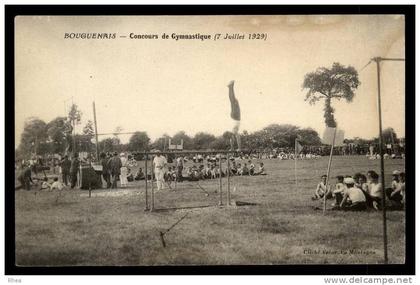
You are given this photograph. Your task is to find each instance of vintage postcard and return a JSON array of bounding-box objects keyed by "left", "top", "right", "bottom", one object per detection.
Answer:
[{"left": 10, "top": 10, "right": 411, "bottom": 272}]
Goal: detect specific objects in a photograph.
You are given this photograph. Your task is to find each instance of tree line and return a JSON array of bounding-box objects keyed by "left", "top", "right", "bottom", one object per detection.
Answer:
[{"left": 16, "top": 62, "right": 402, "bottom": 159}]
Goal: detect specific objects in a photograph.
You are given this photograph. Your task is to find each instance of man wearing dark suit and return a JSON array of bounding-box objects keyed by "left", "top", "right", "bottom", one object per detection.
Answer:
[
  {"left": 70, "top": 153, "right": 80, "bottom": 189},
  {"left": 107, "top": 152, "right": 122, "bottom": 189},
  {"left": 60, "top": 155, "right": 71, "bottom": 186}
]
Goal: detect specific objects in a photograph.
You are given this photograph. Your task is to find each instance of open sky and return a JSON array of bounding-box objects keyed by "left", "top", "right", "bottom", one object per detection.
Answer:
[{"left": 15, "top": 15, "right": 405, "bottom": 146}]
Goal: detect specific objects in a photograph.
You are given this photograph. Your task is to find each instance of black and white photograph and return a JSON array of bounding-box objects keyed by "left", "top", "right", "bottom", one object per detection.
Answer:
[{"left": 5, "top": 5, "right": 415, "bottom": 276}]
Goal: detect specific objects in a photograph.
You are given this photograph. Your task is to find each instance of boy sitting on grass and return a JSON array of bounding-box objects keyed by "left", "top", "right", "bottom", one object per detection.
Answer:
[
  {"left": 255, "top": 162, "right": 267, "bottom": 175},
  {"left": 50, "top": 177, "right": 65, "bottom": 191},
  {"left": 337, "top": 177, "right": 367, "bottom": 211},
  {"left": 40, "top": 177, "right": 51, "bottom": 190},
  {"left": 332, "top": 175, "right": 345, "bottom": 206},
  {"left": 312, "top": 175, "right": 330, "bottom": 200}
]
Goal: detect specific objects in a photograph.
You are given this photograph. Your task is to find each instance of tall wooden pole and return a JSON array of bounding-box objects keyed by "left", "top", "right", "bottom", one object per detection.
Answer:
[
  {"left": 374, "top": 57, "right": 388, "bottom": 264},
  {"left": 323, "top": 127, "right": 337, "bottom": 215},
  {"left": 92, "top": 102, "right": 100, "bottom": 161}
]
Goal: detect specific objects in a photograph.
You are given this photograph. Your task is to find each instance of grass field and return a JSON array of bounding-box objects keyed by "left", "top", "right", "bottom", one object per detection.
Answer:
[{"left": 15, "top": 156, "right": 406, "bottom": 265}]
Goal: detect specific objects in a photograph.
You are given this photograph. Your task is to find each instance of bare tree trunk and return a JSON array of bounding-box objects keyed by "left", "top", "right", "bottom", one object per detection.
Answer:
[{"left": 323, "top": 96, "right": 337, "bottom": 127}]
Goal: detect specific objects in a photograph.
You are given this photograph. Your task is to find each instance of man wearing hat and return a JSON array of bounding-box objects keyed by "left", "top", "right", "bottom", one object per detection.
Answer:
[
  {"left": 100, "top": 152, "right": 111, "bottom": 188},
  {"left": 153, "top": 150, "right": 167, "bottom": 191},
  {"left": 108, "top": 152, "right": 122, "bottom": 189},
  {"left": 339, "top": 177, "right": 367, "bottom": 211}
]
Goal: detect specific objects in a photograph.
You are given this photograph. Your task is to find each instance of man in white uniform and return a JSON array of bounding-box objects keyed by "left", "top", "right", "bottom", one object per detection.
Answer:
[{"left": 153, "top": 150, "right": 167, "bottom": 190}]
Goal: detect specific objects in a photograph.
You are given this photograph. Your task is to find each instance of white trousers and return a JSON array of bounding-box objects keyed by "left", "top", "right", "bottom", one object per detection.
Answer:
[
  {"left": 155, "top": 168, "right": 165, "bottom": 190},
  {"left": 120, "top": 166, "right": 128, "bottom": 187}
]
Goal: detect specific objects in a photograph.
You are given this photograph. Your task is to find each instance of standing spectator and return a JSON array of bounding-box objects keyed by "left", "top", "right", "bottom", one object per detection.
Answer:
[
  {"left": 100, "top": 152, "right": 111, "bottom": 188},
  {"left": 60, "top": 155, "right": 71, "bottom": 186},
  {"left": 153, "top": 150, "right": 167, "bottom": 191},
  {"left": 18, "top": 163, "right": 33, "bottom": 190},
  {"left": 108, "top": 152, "right": 122, "bottom": 189},
  {"left": 120, "top": 153, "right": 129, "bottom": 188},
  {"left": 70, "top": 153, "right": 80, "bottom": 189},
  {"left": 176, "top": 156, "right": 184, "bottom": 182}
]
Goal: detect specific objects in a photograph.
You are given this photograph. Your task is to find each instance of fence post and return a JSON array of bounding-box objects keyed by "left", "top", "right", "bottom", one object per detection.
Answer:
[
  {"left": 219, "top": 154, "right": 223, "bottom": 206},
  {"left": 227, "top": 153, "right": 231, "bottom": 206},
  {"left": 151, "top": 161, "right": 155, "bottom": 212}
]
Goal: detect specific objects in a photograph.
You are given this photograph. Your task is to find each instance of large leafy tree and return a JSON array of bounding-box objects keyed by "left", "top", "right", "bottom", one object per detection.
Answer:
[
  {"left": 297, "top": 128, "right": 322, "bottom": 146},
  {"left": 83, "top": 120, "right": 95, "bottom": 138},
  {"left": 172, "top": 131, "right": 194, "bottom": 150},
  {"left": 19, "top": 117, "right": 48, "bottom": 156},
  {"left": 98, "top": 138, "right": 116, "bottom": 153},
  {"left": 128, "top": 131, "right": 150, "bottom": 151},
  {"left": 382, "top": 127, "right": 398, "bottom": 144},
  {"left": 47, "top": 116, "right": 70, "bottom": 154},
  {"left": 302, "top": 62, "right": 360, "bottom": 127},
  {"left": 192, "top": 132, "right": 216, "bottom": 150}
]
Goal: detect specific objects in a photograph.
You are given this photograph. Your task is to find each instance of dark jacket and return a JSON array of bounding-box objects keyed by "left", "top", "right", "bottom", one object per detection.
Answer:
[
  {"left": 107, "top": 156, "right": 122, "bottom": 175},
  {"left": 70, "top": 158, "right": 80, "bottom": 174},
  {"left": 61, "top": 158, "right": 71, "bottom": 173},
  {"left": 101, "top": 158, "right": 109, "bottom": 175}
]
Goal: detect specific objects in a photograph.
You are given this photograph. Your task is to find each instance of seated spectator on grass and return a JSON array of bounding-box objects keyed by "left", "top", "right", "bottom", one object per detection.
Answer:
[
  {"left": 354, "top": 173, "right": 369, "bottom": 193},
  {"left": 186, "top": 167, "right": 193, "bottom": 179},
  {"left": 230, "top": 161, "right": 238, "bottom": 175},
  {"left": 209, "top": 164, "right": 217, "bottom": 179},
  {"left": 50, "top": 177, "right": 65, "bottom": 190},
  {"left": 386, "top": 170, "right": 404, "bottom": 207},
  {"left": 127, "top": 168, "right": 134, "bottom": 182},
  {"left": 249, "top": 160, "right": 255, "bottom": 175},
  {"left": 312, "top": 175, "right": 330, "bottom": 200},
  {"left": 240, "top": 163, "right": 249, "bottom": 176},
  {"left": 134, "top": 168, "right": 145, "bottom": 181},
  {"left": 41, "top": 177, "right": 51, "bottom": 190},
  {"left": 332, "top": 175, "right": 345, "bottom": 206},
  {"left": 255, "top": 162, "right": 267, "bottom": 175},
  {"left": 337, "top": 177, "right": 367, "bottom": 211},
  {"left": 190, "top": 166, "right": 201, "bottom": 181},
  {"left": 391, "top": 170, "right": 401, "bottom": 191},
  {"left": 399, "top": 172, "right": 406, "bottom": 204},
  {"left": 366, "top": 171, "right": 382, "bottom": 210}
]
